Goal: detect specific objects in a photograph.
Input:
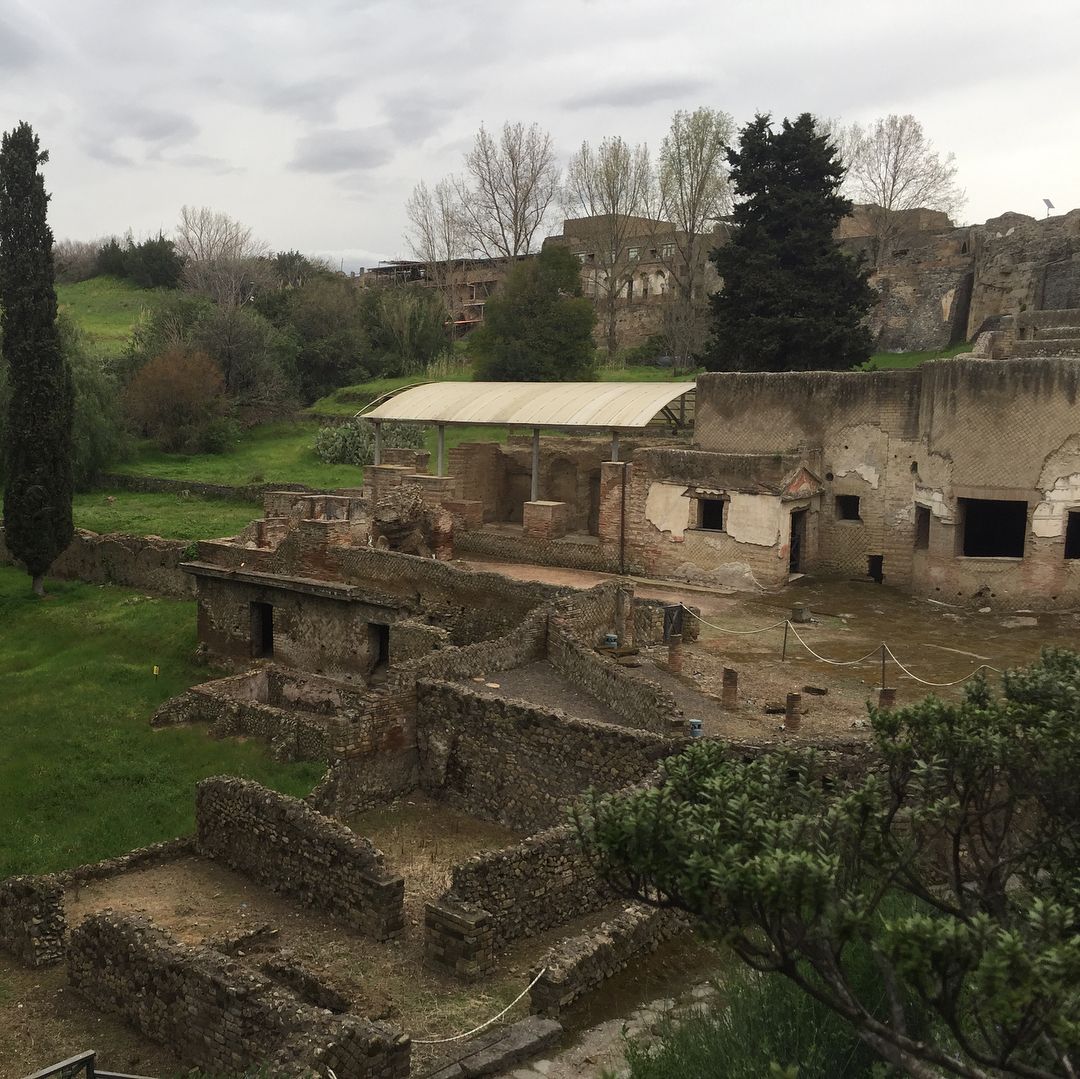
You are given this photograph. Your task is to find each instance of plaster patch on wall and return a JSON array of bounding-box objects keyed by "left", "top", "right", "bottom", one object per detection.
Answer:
[
  {"left": 941, "top": 287, "right": 956, "bottom": 323},
  {"left": 915, "top": 485, "right": 953, "bottom": 522},
  {"left": 828, "top": 425, "right": 886, "bottom": 490},
  {"left": 836, "top": 465, "right": 881, "bottom": 489},
  {"left": 725, "top": 493, "right": 783, "bottom": 547},
  {"left": 645, "top": 482, "right": 693, "bottom": 539},
  {"left": 1032, "top": 473, "right": 1080, "bottom": 538},
  {"left": 1038, "top": 436, "right": 1080, "bottom": 491}
]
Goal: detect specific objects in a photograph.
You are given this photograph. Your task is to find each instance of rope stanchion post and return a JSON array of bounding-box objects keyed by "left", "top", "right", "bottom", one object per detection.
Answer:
[
  {"left": 782, "top": 621, "right": 789, "bottom": 661},
  {"left": 785, "top": 692, "right": 802, "bottom": 732},
  {"left": 880, "top": 644, "right": 886, "bottom": 691}
]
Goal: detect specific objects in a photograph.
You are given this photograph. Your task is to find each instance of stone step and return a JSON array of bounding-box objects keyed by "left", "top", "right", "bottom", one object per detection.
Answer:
[
  {"left": 1015, "top": 308, "right": 1080, "bottom": 331},
  {"left": 1033, "top": 324, "right": 1080, "bottom": 340},
  {"left": 1011, "top": 339, "right": 1080, "bottom": 358}
]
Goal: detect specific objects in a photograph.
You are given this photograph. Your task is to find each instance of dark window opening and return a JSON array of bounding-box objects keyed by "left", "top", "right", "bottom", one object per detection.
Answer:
[
  {"left": 867, "top": 554, "right": 884, "bottom": 583},
  {"left": 369, "top": 622, "right": 390, "bottom": 671},
  {"left": 1065, "top": 512, "right": 1080, "bottom": 560},
  {"left": 789, "top": 509, "right": 808, "bottom": 573},
  {"left": 251, "top": 602, "right": 274, "bottom": 658},
  {"left": 915, "top": 505, "right": 931, "bottom": 550},
  {"left": 836, "top": 494, "right": 862, "bottom": 521},
  {"left": 699, "top": 498, "right": 725, "bottom": 531},
  {"left": 959, "top": 498, "right": 1027, "bottom": 558}
]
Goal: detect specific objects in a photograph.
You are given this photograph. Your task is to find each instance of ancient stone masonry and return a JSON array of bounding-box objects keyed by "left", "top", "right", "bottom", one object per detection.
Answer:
[
  {"left": 529, "top": 904, "right": 689, "bottom": 1017},
  {"left": 416, "top": 680, "right": 678, "bottom": 833},
  {"left": 0, "top": 875, "right": 66, "bottom": 968},
  {"left": 195, "top": 777, "right": 405, "bottom": 941},
  {"left": 0, "top": 526, "right": 195, "bottom": 597},
  {"left": 68, "top": 912, "right": 410, "bottom": 1078}
]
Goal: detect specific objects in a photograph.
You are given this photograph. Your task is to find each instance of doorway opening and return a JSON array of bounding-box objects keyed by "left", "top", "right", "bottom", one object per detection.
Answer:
[
  {"left": 1065, "top": 511, "right": 1080, "bottom": 560},
  {"left": 369, "top": 622, "right": 390, "bottom": 673},
  {"left": 251, "top": 602, "right": 274, "bottom": 658},
  {"left": 914, "top": 505, "right": 931, "bottom": 550},
  {"left": 867, "top": 554, "right": 884, "bottom": 583},
  {"left": 789, "top": 509, "right": 808, "bottom": 573}
]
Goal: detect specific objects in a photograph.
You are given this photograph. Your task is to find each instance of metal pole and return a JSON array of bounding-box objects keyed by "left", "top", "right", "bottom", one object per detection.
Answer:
[
  {"left": 373, "top": 422, "right": 382, "bottom": 466},
  {"left": 880, "top": 644, "right": 886, "bottom": 690},
  {"left": 611, "top": 430, "right": 620, "bottom": 462},
  {"left": 531, "top": 427, "right": 540, "bottom": 502},
  {"left": 437, "top": 424, "right": 445, "bottom": 477},
  {"left": 782, "top": 621, "right": 789, "bottom": 661}
]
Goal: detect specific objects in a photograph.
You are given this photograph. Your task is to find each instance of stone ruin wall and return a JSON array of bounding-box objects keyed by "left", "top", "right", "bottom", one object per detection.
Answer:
[
  {"left": 68, "top": 912, "right": 410, "bottom": 1079},
  {"left": 195, "top": 776, "right": 405, "bottom": 941},
  {"left": 0, "top": 875, "right": 66, "bottom": 968},
  {"left": 415, "top": 679, "right": 679, "bottom": 834},
  {"left": 0, "top": 526, "right": 195, "bottom": 598}
]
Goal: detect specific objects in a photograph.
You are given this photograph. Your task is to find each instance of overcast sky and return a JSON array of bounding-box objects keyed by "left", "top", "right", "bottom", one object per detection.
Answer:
[{"left": 3, "top": 0, "right": 1078, "bottom": 271}]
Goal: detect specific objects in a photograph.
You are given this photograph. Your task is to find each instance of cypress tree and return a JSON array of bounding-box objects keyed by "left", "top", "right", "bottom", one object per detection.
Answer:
[
  {"left": 0, "top": 122, "right": 74, "bottom": 596},
  {"left": 705, "top": 113, "right": 875, "bottom": 372}
]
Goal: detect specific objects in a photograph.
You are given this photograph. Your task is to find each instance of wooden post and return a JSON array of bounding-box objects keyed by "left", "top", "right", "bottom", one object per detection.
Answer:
[
  {"left": 722, "top": 668, "right": 738, "bottom": 711},
  {"left": 531, "top": 427, "right": 540, "bottom": 502},
  {"left": 785, "top": 692, "right": 802, "bottom": 731}
]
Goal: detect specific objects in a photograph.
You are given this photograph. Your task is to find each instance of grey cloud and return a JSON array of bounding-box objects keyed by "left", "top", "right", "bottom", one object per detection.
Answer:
[
  {"left": 290, "top": 129, "right": 394, "bottom": 173},
  {"left": 380, "top": 93, "right": 456, "bottom": 143},
  {"left": 259, "top": 78, "right": 344, "bottom": 122},
  {"left": 84, "top": 142, "right": 135, "bottom": 168},
  {"left": 0, "top": 15, "right": 41, "bottom": 74},
  {"left": 116, "top": 107, "right": 199, "bottom": 147},
  {"left": 563, "top": 76, "right": 710, "bottom": 110}
]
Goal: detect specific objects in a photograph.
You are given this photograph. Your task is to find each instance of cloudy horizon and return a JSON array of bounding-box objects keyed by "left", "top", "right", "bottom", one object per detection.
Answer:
[{"left": 3, "top": 0, "right": 1078, "bottom": 271}]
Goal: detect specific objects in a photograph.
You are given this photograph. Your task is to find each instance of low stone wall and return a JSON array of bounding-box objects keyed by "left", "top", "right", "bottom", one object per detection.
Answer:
[
  {"left": 195, "top": 777, "right": 405, "bottom": 940},
  {"left": 52, "top": 836, "right": 195, "bottom": 887},
  {"left": 416, "top": 680, "right": 677, "bottom": 833},
  {"left": 529, "top": 903, "right": 688, "bottom": 1017},
  {"left": 100, "top": 471, "right": 317, "bottom": 504},
  {"left": 0, "top": 527, "right": 195, "bottom": 597},
  {"left": 454, "top": 526, "right": 625, "bottom": 574},
  {"left": 68, "top": 912, "right": 410, "bottom": 1078},
  {"left": 0, "top": 875, "right": 66, "bottom": 968},
  {"left": 426, "top": 824, "right": 615, "bottom": 977}
]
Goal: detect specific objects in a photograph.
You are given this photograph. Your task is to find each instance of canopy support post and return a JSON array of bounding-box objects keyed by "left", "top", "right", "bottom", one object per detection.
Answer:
[
  {"left": 437, "top": 424, "right": 445, "bottom": 477},
  {"left": 531, "top": 428, "right": 540, "bottom": 502},
  {"left": 373, "top": 422, "right": 382, "bottom": 466},
  {"left": 611, "top": 430, "right": 620, "bottom": 462}
]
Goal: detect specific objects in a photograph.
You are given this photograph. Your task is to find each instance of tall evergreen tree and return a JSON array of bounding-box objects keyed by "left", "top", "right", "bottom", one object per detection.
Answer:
[
  {"left": 0, "top": 122, "right": 74, "bottom": 596},
  {"left": 705, "top": 113, "right": 875, "bottom": 372}
]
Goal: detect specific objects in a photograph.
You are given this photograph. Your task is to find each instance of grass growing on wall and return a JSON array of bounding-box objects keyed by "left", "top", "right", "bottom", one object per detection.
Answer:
[
  {"left": 55, "top": 275, "right": 164, "bottom": 356},
  {"left": 73, "top": 491, "right": 260, "bottom": 541},
  {"left": 0, "top": 566, "right": 324, "bottom": 877},
  {"left": 862, "top": 342, "right": 971, "bottom": 370}
]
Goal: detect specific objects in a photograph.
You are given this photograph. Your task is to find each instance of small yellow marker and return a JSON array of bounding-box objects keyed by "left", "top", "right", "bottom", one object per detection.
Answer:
[{"left": 153, "top": 665, "right": 160, "bottom": 679}]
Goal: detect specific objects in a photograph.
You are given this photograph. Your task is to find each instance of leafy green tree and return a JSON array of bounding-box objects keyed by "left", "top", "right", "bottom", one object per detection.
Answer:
[
  {"left": 578, "top": 649, "right": 1080, "bottom": 1079},
  {"left": 122, "top": 232, "right": 184, "bottom": 289},
  {"left": 373, "top": 285, "right": 450, "bottom": 376},
  {"left": 0, "top": 122, "right": 74, "bottom": 596},
  {"left": 285, "top": 276, "right": 370, "bottom": 402},
  {"left": 471, "top": 245, "right": 596, "bottom": 380},
  {"left": 705, "top": 114, "right": 874, "bottom": 372}
]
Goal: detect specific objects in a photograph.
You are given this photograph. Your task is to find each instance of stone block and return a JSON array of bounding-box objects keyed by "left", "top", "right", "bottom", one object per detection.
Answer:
[{"left": 522, "top": 501, "right": 568, "bottom": 540}]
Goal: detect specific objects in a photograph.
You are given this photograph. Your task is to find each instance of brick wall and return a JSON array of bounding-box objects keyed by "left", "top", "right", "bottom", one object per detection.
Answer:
[
  {"left": 0, "top": 876, "right": 66, "bottom": 968},
  {"left": 68, "top": 912, "right": 410, "bottom": 1078},
  {"left": 195, "top": 777, "right": 405, "bottom": 940},
  {"left": 416, "top": 680, "right": 676, "bottom": 833}
]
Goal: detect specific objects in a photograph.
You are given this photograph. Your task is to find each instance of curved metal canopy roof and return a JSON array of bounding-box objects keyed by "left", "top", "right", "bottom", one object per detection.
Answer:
[{"left": 358, "top": 380, "right": 695, "bottom": 430}]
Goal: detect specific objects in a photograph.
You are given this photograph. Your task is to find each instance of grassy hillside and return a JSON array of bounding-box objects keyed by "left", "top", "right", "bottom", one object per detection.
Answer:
[
  {"left": 73, "top": 490, "right": 259, "bottom": 541},
  {"left": 0, "top": 567, "right": 322, "bottom": 876},
  {"left": 56, "top": 274, "right": 164, "bottom": 356}
]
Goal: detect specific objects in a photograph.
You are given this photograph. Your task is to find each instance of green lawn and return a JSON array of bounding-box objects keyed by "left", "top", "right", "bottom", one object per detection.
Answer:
[
  {"left": 0, "top": 566, "right": 323, "bottom": 877},
  {"left": 862, "top": 343, "right": 970, "bottom": 370},
  {"left": 73, "top": 490, "right": 259, "bottom": 541},
  {"left": 56, "top": 275, "right": 165, "bottom": 356},
  {"left": 113, "top": 421, "right": 363, "bottom": 489}
]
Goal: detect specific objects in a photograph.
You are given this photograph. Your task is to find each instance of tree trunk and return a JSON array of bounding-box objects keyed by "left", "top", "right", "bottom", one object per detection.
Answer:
[
  {"left": 32, "top": 573, "right": 45, "bottom": 597},
  {"left": 606, "top": 295, "right": 618, "bottom": 356}
]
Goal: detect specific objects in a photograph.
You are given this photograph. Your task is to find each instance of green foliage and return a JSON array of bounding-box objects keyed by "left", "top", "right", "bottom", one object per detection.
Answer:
[
  {"left": 0, "top": 566, "right": 322, "bottom": 876},
  {"left": 472, "top": 245, "right": 597, "bottom": 381},
  {"left": 284, "top": 276, "right": 371, "bottom": 403},
  {"left": 579, "top": 649, "right": 1080, "bottom": 1078},
  {"left": 96, "top": 233, "right": 184, "bottom": 288},
  {"left": 0, "top": 122, "right": 75, "bottom": 586},
  {"left": 705, "top": 114, "right": 875, "bottom": 372},
  {"left": 623, "top": 962, "right": 891, "bottom": 1079},
  {"left": 313, "top": 419, "right": 425, "bottom": 467},
  {"left": 72, "top": 490, "right": 258, "bottom": 541},
  {"left": 370, "top": 284, "right": 451, "bottom": 376}
]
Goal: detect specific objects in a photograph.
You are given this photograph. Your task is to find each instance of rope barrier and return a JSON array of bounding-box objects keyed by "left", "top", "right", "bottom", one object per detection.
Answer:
[
  {"left": 666, "top": 603, "right": 1003, "bottom": 687},
  {"left": 411, "top": 967, "right": 547, "bottom": 1044}
]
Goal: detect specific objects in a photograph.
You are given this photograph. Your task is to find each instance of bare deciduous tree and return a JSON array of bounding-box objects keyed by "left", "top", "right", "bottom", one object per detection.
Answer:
[
  {"left": 563, "top": 137, "right": 656, "bottom": 355},
  {"left": 843, "top": 114, "right": 965, "bottom": 264},
  {"left": 405, "top": 178, "right": 466, "bottom": 292},
  {"left": 454, "top": 122, "right": 560, "bottom": 259},
  {"left": 658, "top": 107, "right": 735, "bottom": 366},
  {"left": 174, "top": 205, "right": 270, "bottom": 306}
]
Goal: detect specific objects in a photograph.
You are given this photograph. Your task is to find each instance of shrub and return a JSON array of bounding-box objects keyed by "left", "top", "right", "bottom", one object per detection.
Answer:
[
  {"left": 313, "top": 420, "right": 424, "bottom": 466},
  {"left": 124, "top": 347, "right": 231, "bottom": 453}
]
